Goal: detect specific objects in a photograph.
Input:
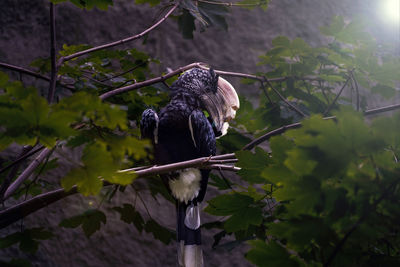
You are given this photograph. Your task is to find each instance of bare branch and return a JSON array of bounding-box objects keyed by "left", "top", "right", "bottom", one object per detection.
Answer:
[
  {"left": 0, "top": 186, "right": 78, "bottom": 229},
  {"left": 48, "top": 3, "right": 57, "bottom": 103},
  {"left": 99, "top": 62, "right": 207, "bottom": 100},
  {"left": 364, "top": 103, "right": 400, "bottom": 116},
  {"left": 59, "top": 3, "right": 178, "bottom": 65},
  {"left": 3, "top": 148, "right": 53, "bottom": 200},
  {"left": 0, "top": 62, "right": 50, "bottom": 81}
]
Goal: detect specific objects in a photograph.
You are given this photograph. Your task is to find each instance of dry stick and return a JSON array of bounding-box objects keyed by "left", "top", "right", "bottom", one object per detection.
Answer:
[
  {"left": 48, "top": 3, "right": 57, "bottom": 103},
  {"left": 58, "top": 3, "right": 178, "bottom": 65},
  {"left": 3, "top": 148, "right": 53, "bottom": 200},
  {"left": 99, "top": 62, "right": 207, "bottom": 100},
  {"left": 323, "top": 73, "right": 352, "bottom": 116}
]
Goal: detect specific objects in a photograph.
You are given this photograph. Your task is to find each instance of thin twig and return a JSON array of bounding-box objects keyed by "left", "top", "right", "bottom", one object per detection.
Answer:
[
  {"left": 0, "top": 62, "right": 50, "bottom": 81},
  {"left": 99, "top": 62, "right": 207, "bottom": 100},
  {"left": 323, "top": 72, "right": 353, "bottom": 116},
  {"left": 58, "top": 3, "right": 178, "bottom": 65},
  {"left": 197, "top": 0, "right": 266, "bottom": 7},
  {"left": 350, "top": 72, "right": 360, "bottom": 111},
  {"left": 100, "top": 60, "right": 148, "bottom": 82},
  {"left": 243, "top": 102, "right": 400, "bottom": 151},
  {"left": 260, "top": 81, "right": 273, "bottom": 104},
  {"left": 3, "top": 148, "right": 53, "bottom": 200},
  {"left": 242, "top": 122, "right": 302, "bottom": 150},
  {"left": 263, "top": 78, "right": 307, "bottom": 117},
  {"left": 48, "top": 3, "right": 57, "bottom": 103},
  {"left": 0, "top": 146, "right": 45, "bottom": 175},
  {"left": 0, "top": 146, "right": 33, "bottom": 201}
]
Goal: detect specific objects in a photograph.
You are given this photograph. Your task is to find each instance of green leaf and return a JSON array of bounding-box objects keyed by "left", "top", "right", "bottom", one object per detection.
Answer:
[
  {"left": 284, "top": 149, "right": 317, "bottom": 176},
  {"left": 178, "top": 10, "right": 196, "bottom": 39},
  {"left": 205, "top": 193, "right": 262, "bottom": 232},
  {"left": 246, "top": 240, "right": 300, "bottom": 267},
  {"left": 113, "top": 204, "right": 145, "bottom": 232},
  {"left": 144, "top": 219, "right": 175, "bottom": 244},
  {"left": 0, "top": 71, "right": 8, "bottom": 87},
  {"left": 60, "top": 209, "right": 106, "bottom": 238},
  {"left": 0, "top": 228, "right": 53, "bottom": 254},
  {"left": 209, "top": 173, "right": 233, "bottom": 190},
  {"left": 134, "top": 0, "right": 160, "bottom": 6},
  {"left": 236, "top": 147, "right": 270, "bottom": 183}
]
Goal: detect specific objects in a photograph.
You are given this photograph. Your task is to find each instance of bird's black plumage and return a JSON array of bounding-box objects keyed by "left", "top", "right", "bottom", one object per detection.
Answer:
[{"left": 140, "top": 68, "right": 239, "bottom": 267}]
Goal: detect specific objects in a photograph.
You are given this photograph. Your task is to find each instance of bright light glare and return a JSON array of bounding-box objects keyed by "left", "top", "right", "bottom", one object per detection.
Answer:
[{"left": 381, "top": 0, "right": 400, "bottom": 25}]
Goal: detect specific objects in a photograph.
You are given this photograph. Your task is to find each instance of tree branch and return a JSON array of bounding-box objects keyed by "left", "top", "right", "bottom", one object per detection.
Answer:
[
  {"left": 0, "top": 146, "right": 33, "bottom": 201},
  {"left": 3, "top": 148, "right": 53, "bottom": 200},
  {"left": 58, "top": 3, "right": 178, "bottom": 65},
  {"left": 0, "top": 62, "right": 50, "bottom": 81},
  {"left": 243, "top": 102, "right": 400, "bottom": 151},
  {"left": 48, "top": 3, "right": 57, "bottom": 103},
  {"left": 99, "top": 62, "right": 207, "bottom": 100},
  {"left": 0, "top": 155, "right": 238, "bottom": 229}
]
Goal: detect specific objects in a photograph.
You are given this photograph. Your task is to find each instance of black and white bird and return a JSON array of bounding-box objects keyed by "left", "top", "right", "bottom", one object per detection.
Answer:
[{"left": 140, "top": 68, "right": 239, "bottom": 267}]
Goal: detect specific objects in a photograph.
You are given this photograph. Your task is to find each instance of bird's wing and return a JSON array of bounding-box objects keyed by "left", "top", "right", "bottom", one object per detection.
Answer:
[
  {"left": 188, "top": 109, "right": 216, "bottom": 158},
  {"left": 140, "top": 108, "right": 159, "bottom": 144}
]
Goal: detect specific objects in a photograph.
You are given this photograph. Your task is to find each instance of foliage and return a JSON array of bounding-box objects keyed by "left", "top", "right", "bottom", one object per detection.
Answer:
[
  {"left": 0, "top": 1, "right": 400, "bottom": 266},
  {"left": 204, "top": 15, "right": 400, "bottom": 267}
]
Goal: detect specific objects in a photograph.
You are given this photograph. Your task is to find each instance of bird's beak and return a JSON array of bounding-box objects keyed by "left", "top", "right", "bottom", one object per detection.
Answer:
[{"left": 201, "top": 77, "right": 240, "bottom": 137}]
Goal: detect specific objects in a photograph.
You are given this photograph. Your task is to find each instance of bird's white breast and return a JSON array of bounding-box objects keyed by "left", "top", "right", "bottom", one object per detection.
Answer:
[{"left": 169, "top": 168, "right": 201, "bottom": 203}]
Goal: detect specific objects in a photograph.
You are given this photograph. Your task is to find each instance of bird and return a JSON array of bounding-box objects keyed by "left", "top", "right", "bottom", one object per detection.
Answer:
[{"left": 140, "top": 67, "right": 239, "bottom": 267}]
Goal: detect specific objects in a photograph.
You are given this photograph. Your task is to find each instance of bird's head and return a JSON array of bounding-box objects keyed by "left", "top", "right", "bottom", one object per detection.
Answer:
[{"left": 171, "top": 68, "right": 240, "bottom": 137}]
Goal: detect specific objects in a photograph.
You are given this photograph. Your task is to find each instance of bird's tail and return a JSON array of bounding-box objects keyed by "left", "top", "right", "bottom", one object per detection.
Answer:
[{"left": 177, "top": 201, "right": 203, "bottom": 267}]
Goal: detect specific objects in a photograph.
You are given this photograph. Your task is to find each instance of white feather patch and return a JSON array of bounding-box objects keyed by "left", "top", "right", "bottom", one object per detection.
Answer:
[
  {"left": 184, "top": 203, "right": 201, "bottom": 230},
  {"left": 169, "top": 168, "right": 201, "bottom": 203},
  {"left": 178, "top": 241, "right": 203, "bottom": 267},
  {"left": 153, "top": 112, "right": 159, "bottom": 144}
]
